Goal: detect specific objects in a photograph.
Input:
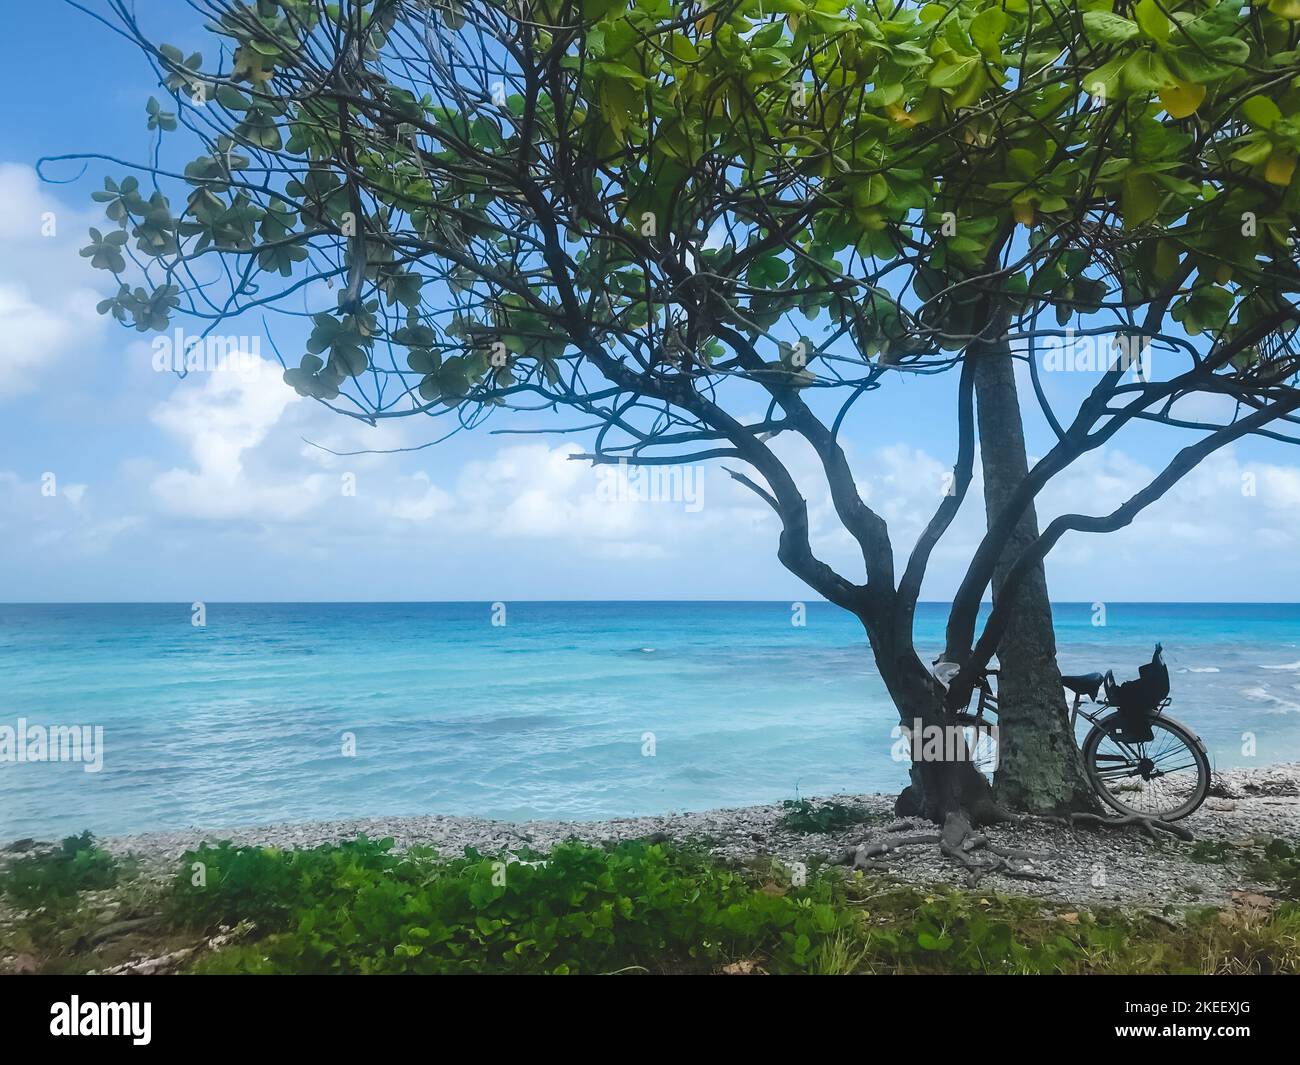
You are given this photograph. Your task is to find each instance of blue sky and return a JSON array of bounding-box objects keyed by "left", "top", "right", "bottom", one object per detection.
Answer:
[{"left": 2, "top": 1, "right": 1299, "bottom": 604}]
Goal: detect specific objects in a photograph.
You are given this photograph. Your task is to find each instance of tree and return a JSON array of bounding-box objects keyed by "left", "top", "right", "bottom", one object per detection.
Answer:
[{"left": 51, "top": 0, "right": 1300, "bottom": 832}]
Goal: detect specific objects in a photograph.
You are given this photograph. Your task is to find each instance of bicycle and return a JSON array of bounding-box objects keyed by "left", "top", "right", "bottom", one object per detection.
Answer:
[{"left": 953, "top": 644, "right": 1211, "bottom": 821}]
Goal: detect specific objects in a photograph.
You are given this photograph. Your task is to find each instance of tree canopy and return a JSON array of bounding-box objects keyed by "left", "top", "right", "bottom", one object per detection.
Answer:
[{"left": 53, "top": 0, "right": 1300, "bottom": 730}]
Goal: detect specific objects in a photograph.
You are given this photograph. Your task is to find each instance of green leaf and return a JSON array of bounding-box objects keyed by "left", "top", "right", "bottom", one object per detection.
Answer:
[
  {"left": 1168, "top": 36, "right": 1250, "bottom": 83},
  {"left": 1241, "top": 96, "right": 1282, "bottom": 131},
  {"left": 929, "top": 57, "right": 978, "bottom": 89},
  {"left": 1134, "top": 0, "right": 1170, "bottom": 43},
  {"left": 853, "top": 174, "right": 890, "bottom": 210},
  {"left": 1121, "top": 174, "right": 1161, "bottom": 228},
  {"left": 1231, "top": 138, "right": 1273, "bottom": 166},
  {"left": 747, "top": 254, "right": 790, "bottom": 288},
  {"left": 1122, "top": 51, "right": 1176, "bottom": 92},
  {"left": 917, "top": 929, "right": 954, "bottom": 951},
  {"left": 969, "top": 8, "right": 1007, "bottom": 57},
  {"left": 1007, "top": 148, "right": 1039, "bottom": 180},
  {"left": 1082, "top": 11, "right": 1140, "bottom": 44}
]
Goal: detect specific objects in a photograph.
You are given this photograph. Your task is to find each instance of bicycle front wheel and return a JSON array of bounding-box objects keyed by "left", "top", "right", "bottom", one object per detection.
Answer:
[
  {"left": 1082, "top": 713, "right": 1210, "bottom": 821},
  {"left": 953, "top": 712, "right": 1000, "bottom": 782}
]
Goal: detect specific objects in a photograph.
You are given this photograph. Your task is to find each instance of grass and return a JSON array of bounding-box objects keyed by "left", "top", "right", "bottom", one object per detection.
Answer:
[
  {"left": 837, "top": 878, "right": 1300, "bottom": 974},
  {"left": 1, "top": 832, "right": 1297, "bottom": 975}
]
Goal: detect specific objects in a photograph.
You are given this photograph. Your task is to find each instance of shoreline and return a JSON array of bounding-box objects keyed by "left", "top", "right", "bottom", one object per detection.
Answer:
[
  {"left": 49, "top": 763, "right": 1297, "bottom": 910},
  {"left": 2, "top": 765, "right": 1297, "bottom": 975}
]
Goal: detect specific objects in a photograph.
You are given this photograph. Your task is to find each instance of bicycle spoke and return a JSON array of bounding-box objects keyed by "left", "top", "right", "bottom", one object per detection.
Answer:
[
  {"left": 1150, "top": 762, "right": 1198, "bottom": 776},
  {"left": 1088, "top": 720, "right": 1204, "bottom": 818}
]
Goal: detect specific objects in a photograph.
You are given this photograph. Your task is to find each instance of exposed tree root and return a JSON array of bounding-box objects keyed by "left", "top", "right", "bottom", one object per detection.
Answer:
[
  {"left": 831, "top": 812, "right": 1058, "bottom": 888},
  {"left": 1060, "top": 811, "right": 1194, "bottom": 843},
  {"left": 829, "top": 832, "right": 942, "bottom": 868},
  {"left": 834, "top": 800, "right": 1195, "bottom": 887}
]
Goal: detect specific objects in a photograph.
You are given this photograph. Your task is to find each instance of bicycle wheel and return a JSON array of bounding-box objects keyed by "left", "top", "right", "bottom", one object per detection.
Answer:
[{"left": 1081, "top": 713, "right": 1210, "bottom": 821}]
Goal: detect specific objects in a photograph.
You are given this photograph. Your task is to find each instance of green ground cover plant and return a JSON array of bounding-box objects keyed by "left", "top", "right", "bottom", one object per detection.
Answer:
[
  {"left": 174, "top": 837, "right": 853, "bottom": 974},
  {"left": 1, "top": 835, "right": 1297, "bottom": 975},
  {"left": 0, "top": 833, "right": 120, "bottom": 906},
  {"left": 776, "top": 799, "right": 882, "bottom": 835}
]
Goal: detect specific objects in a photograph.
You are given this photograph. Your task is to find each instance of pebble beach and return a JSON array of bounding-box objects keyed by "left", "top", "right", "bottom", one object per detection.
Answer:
[{"left": 77, "top": 763, "right": 1300, "bottom": 912}]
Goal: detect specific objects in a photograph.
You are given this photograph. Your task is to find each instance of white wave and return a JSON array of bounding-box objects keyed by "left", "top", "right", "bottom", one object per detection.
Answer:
[
  {"left": 1182, "top": 667, "right": 1220, "bottom": 673},
  {"left": 1261, "top": 660, "right": 1300, "bottom": 671},
  {"left": 1241, "top": 686, "right": 1300, "bottom": 714}
]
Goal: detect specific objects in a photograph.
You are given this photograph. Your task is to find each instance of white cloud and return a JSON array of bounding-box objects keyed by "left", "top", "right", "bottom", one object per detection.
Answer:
[
  {"left": 0, "top": 284, "right": 94, "bottom": 401},
  {"left": 4, "top": 289, "right": 1299, "bottom": 601},
  {"left": 0, "top": 163, "right": 67, "bottom": 242},
  {"left": 149, "top": 356, "right": 327, "bottom": 521},
  {"left": 0, "top": 165, "right": 105, "bottom": 402},
  {"left": 387, "top": 472, "right": 454, "bottom": 522},
  {"left": 142, "top": 358, "right": 760, "bottom": 560}
]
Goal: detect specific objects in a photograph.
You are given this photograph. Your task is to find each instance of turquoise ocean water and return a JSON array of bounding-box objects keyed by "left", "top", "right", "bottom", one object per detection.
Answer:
[{"left": 2, "top": 602, "right": 1299, "bottom": 840}]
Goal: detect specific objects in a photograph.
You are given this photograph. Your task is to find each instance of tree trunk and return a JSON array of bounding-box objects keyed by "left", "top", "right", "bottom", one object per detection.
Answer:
[
  {"left": 973, "top": 343, "right": 1096, "bottom": 814},
  {"left": 868, "top": 625, "right": 1005, "bottom": 826}
]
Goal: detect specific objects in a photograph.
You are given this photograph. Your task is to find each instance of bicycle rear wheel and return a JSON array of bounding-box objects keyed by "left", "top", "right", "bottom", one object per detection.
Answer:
[{"left": 1081, "top": 713, "right": 1210, "bottom": 821}]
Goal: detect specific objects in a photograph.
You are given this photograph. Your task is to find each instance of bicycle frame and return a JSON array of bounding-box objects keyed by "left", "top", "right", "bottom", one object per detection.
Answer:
[{"left": 969, "top": 668, "right": 1173, "bottom": 734}]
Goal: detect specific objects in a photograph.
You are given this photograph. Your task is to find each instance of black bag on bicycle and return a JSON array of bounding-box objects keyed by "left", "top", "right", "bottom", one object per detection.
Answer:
[{"left": 1107, "top": 645, "right": 1169, "bottom": 743}]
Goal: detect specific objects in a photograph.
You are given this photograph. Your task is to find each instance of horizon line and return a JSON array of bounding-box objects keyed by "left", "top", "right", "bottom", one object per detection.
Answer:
[{"left": 3, "top": 599, "right": 1299, "bottom": 607}]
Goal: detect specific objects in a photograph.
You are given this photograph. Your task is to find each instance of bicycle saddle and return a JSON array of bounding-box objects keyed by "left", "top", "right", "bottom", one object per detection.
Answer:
[{"left": 1061, "top": 672, "right": 1105, "bottom": 700}]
